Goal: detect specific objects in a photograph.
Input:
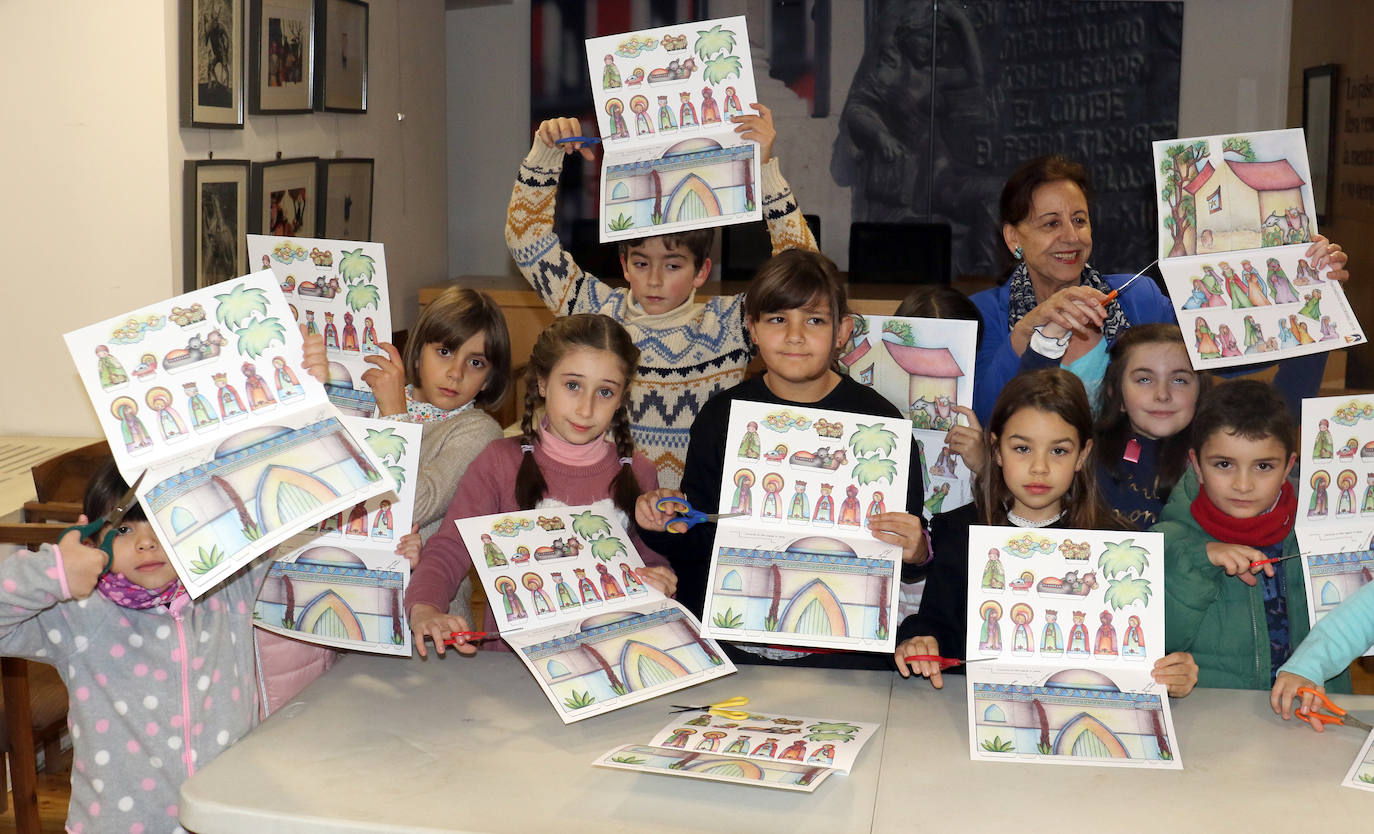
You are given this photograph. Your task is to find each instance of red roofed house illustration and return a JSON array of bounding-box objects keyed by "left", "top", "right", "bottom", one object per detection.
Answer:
[
  {"left": 839, "top": 321, "right": 965, "bottom": 430},
  {"left": 1182, "top": 156, "right": 1310, "bottom": 254}
]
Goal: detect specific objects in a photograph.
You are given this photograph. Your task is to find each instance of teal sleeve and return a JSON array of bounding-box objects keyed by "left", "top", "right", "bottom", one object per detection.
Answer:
[{"left": 1279, "top": 579, "right": 1374, "bottom": 684}]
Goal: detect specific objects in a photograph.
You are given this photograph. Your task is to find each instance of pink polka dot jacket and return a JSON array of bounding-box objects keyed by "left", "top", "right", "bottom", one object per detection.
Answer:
[{"left": 0, "top": 544, "right": 269, "bottom": 834}]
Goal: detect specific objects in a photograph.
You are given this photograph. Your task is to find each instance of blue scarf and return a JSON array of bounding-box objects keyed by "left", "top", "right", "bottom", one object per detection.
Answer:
[{"left": 1005, "top": 262, "right": 1130, "bottom": 343}]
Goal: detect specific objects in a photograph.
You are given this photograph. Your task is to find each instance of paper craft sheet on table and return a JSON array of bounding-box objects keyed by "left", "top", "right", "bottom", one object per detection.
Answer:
[
  {"left": 64, "top": 271, "right": 393, "bottom": 597},
  {"left": 1295, "top": 396, "right": 1374, "bottom": 656},
  {"left": 1342, "top": 730, "right": 1374, "bottom": 792},
  {"left": 963, "top": 526, "right": 1181, "bottom": 768},
  {"left": 455, "top": 506, "right": 735, "bottom": 722},
  {"left": 1153, "top": 128, "right": 1363, "bottom": 371},
  {"left": 596, "top": 708, "right": 878, "bottom": 792},
  {"left": 246, "top": 235, "right": 391, "bottom": 417},
  {"left": 583, "top": 16, "right": 761, "bottom": 242},
  {"left": 702, "top": 401, "right": 910, "bottom": 652},
  {"left": 839, "top": 315, "right": 978, "bottom": 518},
  {"left": 253, "top": 417, "right": 421, "bottom": 655}
]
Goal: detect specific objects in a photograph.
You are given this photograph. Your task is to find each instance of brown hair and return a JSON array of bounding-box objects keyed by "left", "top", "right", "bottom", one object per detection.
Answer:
[
  {"left": 516, "top": 314, "right": 642, "bottom": 517},
  {"left": 84, "top": 458, "right": 145, "bottom": 524},
  {"left": 1097, "top": 324, "right": 1210, "bottom": 497},
  {"left": 999, "top": 155, "right": 1093, "bottom": 227},
  {"left": 745, "top": 249, "right": 849, "bottom": 336},
  {"left": 403, "top": 287, "right": 512, "bottom": 408},
  {"left": 894, "top": 285, "right": 985, "bottom": 351},
  {"left": 617, "top": 229, "right": 715, "bottom": 273},
  {"left": 1189, "top": 379, "right": 1297, "bottom": 459},
  {"left": 979, "top": 368, "right": 1126, "bottom": 530}
]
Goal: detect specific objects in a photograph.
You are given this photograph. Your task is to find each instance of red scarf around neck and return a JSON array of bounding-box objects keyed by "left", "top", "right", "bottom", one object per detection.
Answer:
[{"left": 1190, "top": 481, "right": 1296, "bottom": 548}]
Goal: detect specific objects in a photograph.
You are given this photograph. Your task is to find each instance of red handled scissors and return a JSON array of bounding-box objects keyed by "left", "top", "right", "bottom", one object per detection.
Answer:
[
  {"left": 1296, "top": 687, "right": 1374, "bottom": 731},
  {"left": 1250, "top": 552, "right": 1305, "bottom": 570},
  {"left": 443, "top": 631, "right": 494, "bottom": 646},
  {"left": 903, "top": 655, "right": 995, "bottom": 670}
]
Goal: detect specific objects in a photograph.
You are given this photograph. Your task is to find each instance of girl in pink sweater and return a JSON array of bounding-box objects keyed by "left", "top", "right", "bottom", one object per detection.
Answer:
[{"left": 407, "top": 314, "right": 677, "bottom": 656}]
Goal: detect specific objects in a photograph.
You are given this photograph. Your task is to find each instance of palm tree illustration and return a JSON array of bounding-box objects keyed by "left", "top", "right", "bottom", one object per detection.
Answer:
[
  {"left": 1150, "top": 707, "right": 1172, "bottom": 759},
  {"left": 212, "top": 473, "right": 259, "bottom": 540},
  {"left": 582, "top": 642, "right": 626, "bottom": 695},
  {"left": 364, "top": 427, "right": 409, "bottom": 463},
  {"left": 848, "top": 423, "right": 899, "bottom": 458},
  {"left": 234, "top": 316, "right": 287, "bottom": 358},
  {"left": 1098, "top": 539, "right": 1150, "bottom": 578},
  {"left": 693, "top": 24, "right": 741, "bottom": 84},
  {"left": 765, "top": 564, "right": 782, "bottom": 631},
  {"left": 214, "top": 283, "right": 270, "bottom": 329},
  {"left": 851, "top": 456, "right": 898, "bottom": 485},
  {"left": 1103, "top": 576, "right": 1153, "bottom": 610},
  {"left": 591, "top": 537, "right": 627, "bottom": 562},
  {"left": 390, "top": 588, "right": 403, "bottom": 643},
  {"left": 1033, "top": 698, "right": 1051, "bottom": 754},
  {"left": 281, "top": 573, "right": 296, "bottom": 628},
  {"left": 571, "top": 510, "right": 612, "bottom": 541}
]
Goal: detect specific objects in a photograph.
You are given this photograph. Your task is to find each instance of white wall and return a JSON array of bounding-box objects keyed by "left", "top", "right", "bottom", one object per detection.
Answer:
[
  {"left": 444, "top": 0, "right": 1295, "bottom": 275},
  {"left": 0, "top": 0, "right": 449, "bottom": 437}
]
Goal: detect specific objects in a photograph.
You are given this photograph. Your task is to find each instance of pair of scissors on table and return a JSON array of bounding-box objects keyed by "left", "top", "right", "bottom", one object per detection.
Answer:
[
  {"left": 1296, "top": 687, "right": 1374, "bottom": 732},
  {"left": 668, "top": 696, "right": 751, "bottom": 720},
  {"left": 61, "top": 471, "right": 146, "bottom": 574},
  {"left": 654, "top": 496, "right": 746, "bottom": 533},
  {"left": 903, "top": 655, "right": 996, "bottom": 670}
]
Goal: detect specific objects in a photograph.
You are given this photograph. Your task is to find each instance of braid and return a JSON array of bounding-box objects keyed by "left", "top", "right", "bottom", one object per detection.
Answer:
[
  {"left": 609, "top": 405, "right": 640, "bottom": 518},
  {"left": 514, "top": 370, "right": 548, "bottom": 510}
]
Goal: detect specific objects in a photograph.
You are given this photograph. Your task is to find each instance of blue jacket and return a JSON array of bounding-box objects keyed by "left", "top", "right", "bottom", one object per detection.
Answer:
[
  {"left": 1280, "top": 578, "right": 1374, "bottom": 685},
  {"left": 970, "top": 272, "right": 1176, "bottom": 421}
]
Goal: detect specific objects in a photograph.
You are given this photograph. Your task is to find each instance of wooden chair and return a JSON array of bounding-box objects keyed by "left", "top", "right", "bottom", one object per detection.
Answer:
[
  {"left": 21, "top": 440, "right": 109, "bottom": 526},
  {"left": 0, "top": 533, "right": 72, "bottom": 834}
]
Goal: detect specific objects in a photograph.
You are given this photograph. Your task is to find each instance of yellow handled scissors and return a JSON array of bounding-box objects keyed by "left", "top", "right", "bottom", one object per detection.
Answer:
[{"left": 668, "top": 695, "right": 752, "bottom": 721}]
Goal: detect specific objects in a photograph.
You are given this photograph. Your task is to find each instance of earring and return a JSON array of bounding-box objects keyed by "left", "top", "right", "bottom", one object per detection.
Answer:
[{"left": 1013, "top": 246, "right": 1024, "bottom": 260}]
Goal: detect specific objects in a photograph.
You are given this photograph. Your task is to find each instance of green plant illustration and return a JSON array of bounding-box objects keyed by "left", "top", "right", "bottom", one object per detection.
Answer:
[
  {"left": 805, "top": 723, "right": 860, "bottom": 743},
  {"left": 712, "top": 608, "right": 744, "bottom": 629},
  {"left": 364, "top": 426, "right": 410, "bottom": 464},
  {"left": 1357, "top": 771, "right": 1374, "bottom": 784},
  {"left": 338, "top": 248, "right": 378, "bottom": 285},
  {"left": 608, "top": 213, "right": 634, "bottom": 231},
  {"left": 980, "top": 736, "right": 1015, "bottom": 753},
  {"left": 242, "top": 521, "right": 262, "bottom": 541},
  {"left": 190, "top": 545, "right": 226, "bottom": 575},
  {"left": 234, "top": 316, "right": 287, "bottom": 358},
  {"left": 1159, "top": 749, "right": 1174, "bottom": 761},
  {"left": 849, "top": 423, "right": 900, "bottom": 457},
  {"left": 851, "top": 456, "right": 898, "bottom": 486},
  {"left": 610, "top": 682, "right": 628, "bottom": 696},
  {"left": 591, "top": 537, "right": 627, "bottom": 563},
  {"left": 563, "top": 690, "right": 597, "bottom": 710},
  {"left": 875, "top": 624, "right": 888, "bottom": 641},
  {"left": 1036, "top": 741, "right": 1052, "bottom": 755},
  {"left": 1104, "top": 576, "right": 1153, "bottom": 610},
  {"left": 214, "top": 283, "right": 270, "bottom": 329},
  {"left": 571, "top": 510, "right": 612, "bottom": 541},
  {"left": 694, "top": 24, "right": 741, "bottom": 84},
  {"left": 611, "top": 755, "right": 647, "bottom": 765},
  {"left": 345, "top": 283, "right": 381, "bottom": 313},
  {"left": 1098, "top": 539, "right": 1150, "bottom": 579},
  {"left": 386, "top": 463, "right": 407, "bottom": 490},
  {"left": 281, "top": 615, "right": 295, "bottom": 629},
  {"left": 763, "top": 613, "right": 780, "bottom": 632},
  {"left": 882, "top": 319, "right": 916, "bottom": 346}
]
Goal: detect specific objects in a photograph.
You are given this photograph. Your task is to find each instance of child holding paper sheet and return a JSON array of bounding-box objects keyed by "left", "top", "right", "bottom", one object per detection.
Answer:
[
  {"left": 1157, "top": 380, "right": 1352, "bottom": 692},
  {"left": 894, "top": 368, "right": 1199, "bottom": 696},
  {"left": 0, "top": 460, "right": 270, "bottom": 833},
  {"left": 636, "top": 250, "right": 927, "bottom": 669},
  {"left": 506, "top": 106, "right": 817, "bottom": 489},
  {"left": 406, "top": 314, "right": 676, "bottom": 655}
]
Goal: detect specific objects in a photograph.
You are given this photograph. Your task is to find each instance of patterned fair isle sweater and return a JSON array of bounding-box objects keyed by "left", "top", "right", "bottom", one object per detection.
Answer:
[{"left": 505, "top": 143, "right": 818, "bottom": 489}]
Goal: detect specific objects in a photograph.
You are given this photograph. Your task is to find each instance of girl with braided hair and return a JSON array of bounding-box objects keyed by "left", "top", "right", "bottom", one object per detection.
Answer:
[{"left": 406, "top": 314, "right": 677, "bottom": 656}]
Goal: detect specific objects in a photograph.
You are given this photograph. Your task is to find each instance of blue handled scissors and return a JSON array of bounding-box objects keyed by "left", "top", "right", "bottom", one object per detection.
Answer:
[
  {"left": 654, "top": 496, "right": 746, "bottom": 533},
  {"left": 61, "top": 470, "right": 147, "bottom": 573}
]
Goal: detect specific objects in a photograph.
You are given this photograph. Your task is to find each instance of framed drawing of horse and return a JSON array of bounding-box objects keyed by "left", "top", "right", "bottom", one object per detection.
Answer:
[
  {"left": 181, "top": 0, "right": 245, "bottom": 128},
  {"left": 184, "top": 159, "right": 251, "bottom": 291}
]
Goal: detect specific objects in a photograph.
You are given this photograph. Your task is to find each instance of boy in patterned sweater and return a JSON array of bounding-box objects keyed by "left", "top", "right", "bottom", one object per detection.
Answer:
[{"left": 505, "top": 104, "right": 817, "bottom": 488}]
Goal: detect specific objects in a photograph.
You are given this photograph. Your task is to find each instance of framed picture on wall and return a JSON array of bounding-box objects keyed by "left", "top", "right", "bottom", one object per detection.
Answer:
[
  {"left": 1303, "top": 64, "right": 1339, "bottom": 224},
  {"left": 252, "top": 157, "right": 320, "bottom": 237},
  {"left": 249, "top": 0, "right": 315, "bottom": 114},
  {"left": 184, "top": 159, "right": 251, "bottom": 291},
  {"left": 316, "top": 0, "right": 368, "bottom": 112},
  {"left": 181, "top": 0, "right": 245, "bottom": 128},
  {"left": 318, "top": 157, "right": 375, "bottom": 240}
]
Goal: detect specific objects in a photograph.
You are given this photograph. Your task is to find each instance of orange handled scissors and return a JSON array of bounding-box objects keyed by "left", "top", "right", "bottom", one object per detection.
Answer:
[
  {"left": 1250, "top": 552, "right": 1305, "bottom": 570},
  {"left": 1098, "top": 260, "right": 1159, "bottom": 307},
  {"left": 1296, "top": 686, "right": 1374, "bottom": 731}
]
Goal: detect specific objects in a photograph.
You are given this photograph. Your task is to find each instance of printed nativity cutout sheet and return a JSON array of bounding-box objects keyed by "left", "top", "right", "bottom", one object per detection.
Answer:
[
  {"left": 1153, "top": 128, "right": 1363, "bottom": 370},
  {"left": 964, "top": 526, "right": 1182, "bottom": 769},
  {"left": 64, "top": 271, "right": 394, "bottom": 597},
  {"left": 247, "top": 235, "right": 391, "bottom": 417},
  {"left": 253, "top": 417, "right": 421, "bottom": 655},
  {"left": 1342, "top": 730, "right": 1374, "bottom": 793},
  {"left": 702, "top": 401, "right": 911, "bottom": 653},
  {"left": 455, "top": 505, "right": 735, "bottom": 723},
  {"left": 584, "top": 16, "right": 761, "bottom": 242},
  {"left": 597, "top": 708, "right": 879, "bottom": 793},
  {"left": 1295, "top": 396, "right": 1374, "bottom": 656},
  {"left": 840, "top": 315, "right": 978, "bottom": 519}
]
